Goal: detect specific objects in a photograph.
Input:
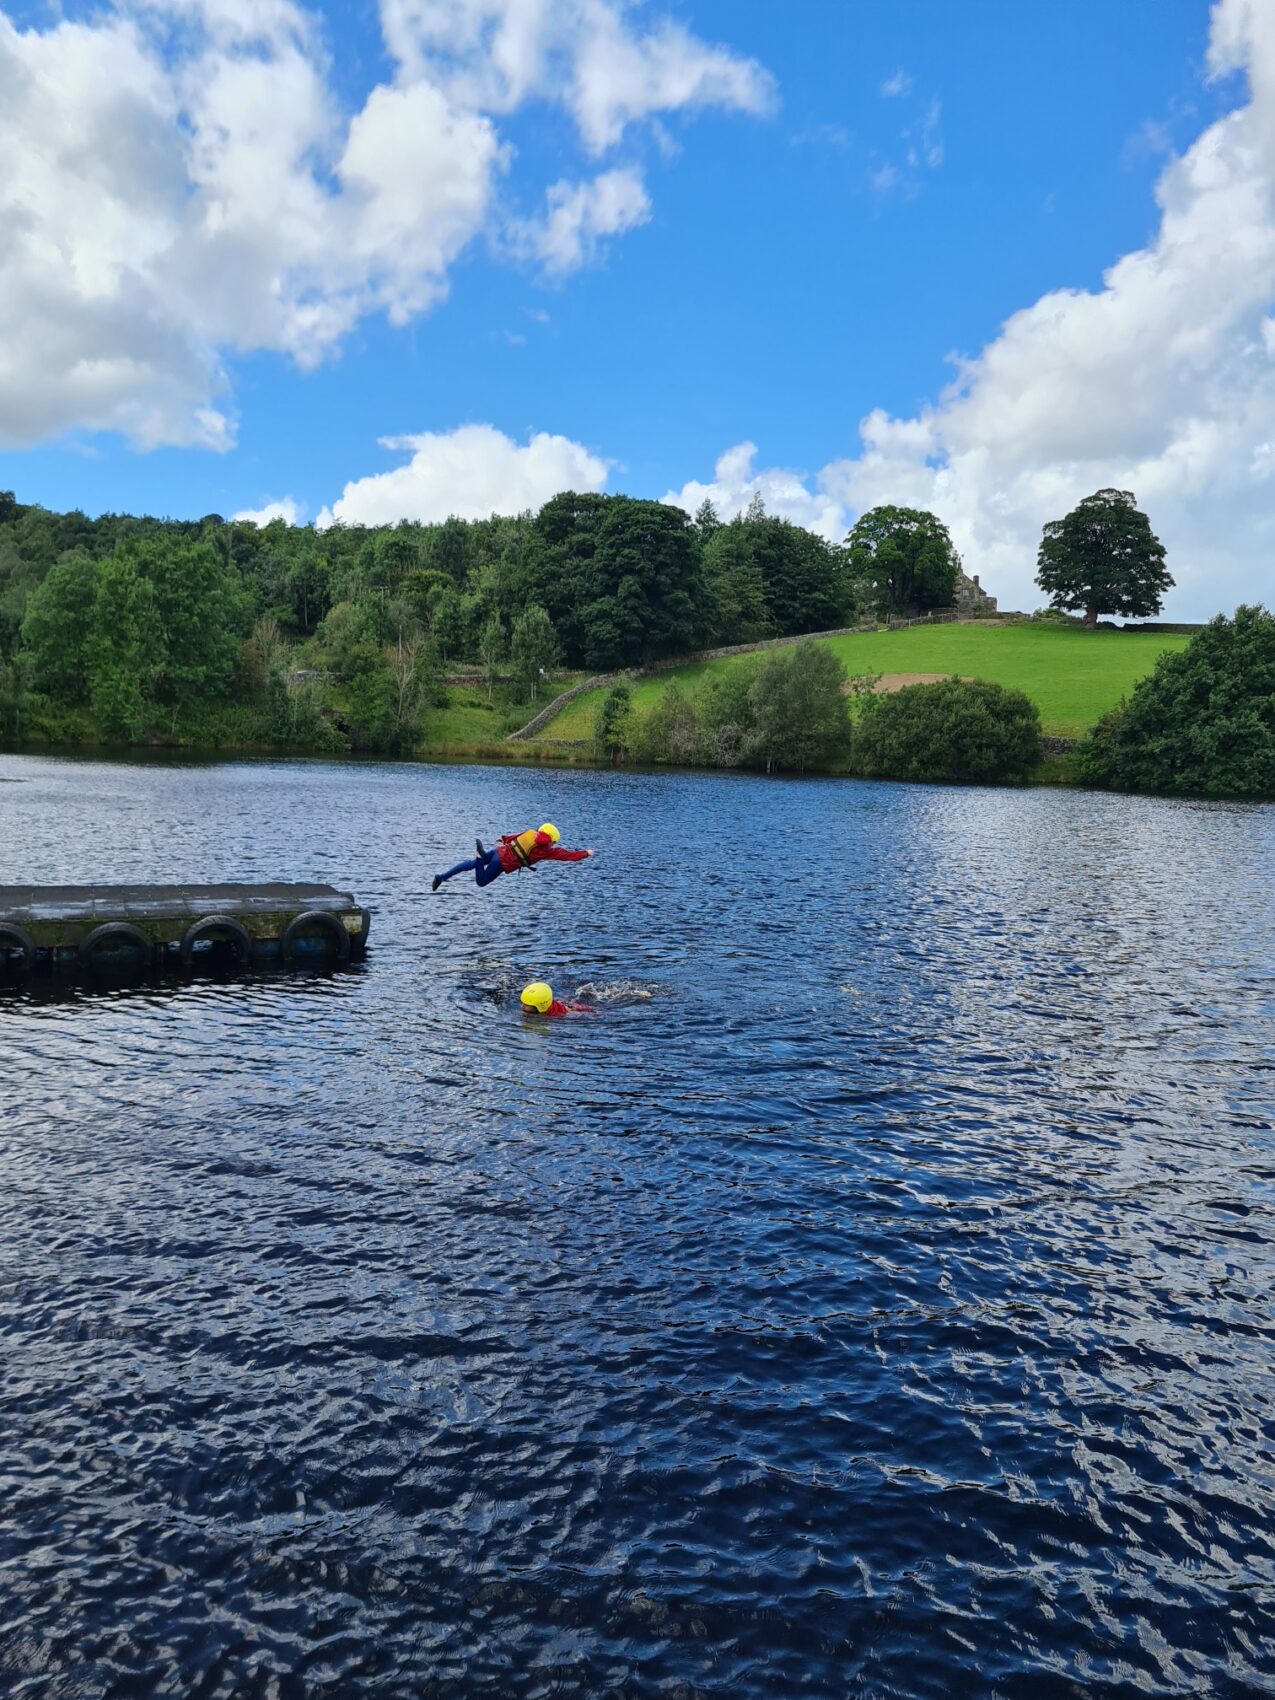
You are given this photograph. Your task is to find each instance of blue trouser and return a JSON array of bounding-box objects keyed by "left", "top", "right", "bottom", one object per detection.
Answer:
[{"left": 436, "top": 847, "right": 505, "bottom": 888}]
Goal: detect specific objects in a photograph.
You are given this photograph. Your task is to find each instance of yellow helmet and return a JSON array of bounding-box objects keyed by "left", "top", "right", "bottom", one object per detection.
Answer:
[
  {"left": 539, "top": 822, "right": 560, "bottom": 843},
  {"left": 520, "top": 981, "right": 553, "bottom": 1013}
]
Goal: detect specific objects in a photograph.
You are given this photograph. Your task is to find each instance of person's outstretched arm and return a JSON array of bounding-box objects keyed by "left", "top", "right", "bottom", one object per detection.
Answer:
[{"left": 546, "top": 846, "right": 593, "bottom": 862}]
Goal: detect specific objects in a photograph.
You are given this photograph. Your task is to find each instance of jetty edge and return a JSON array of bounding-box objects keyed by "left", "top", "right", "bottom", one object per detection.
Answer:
[{"left": 0, "top": 883, "right": 370, "bottom": 976}]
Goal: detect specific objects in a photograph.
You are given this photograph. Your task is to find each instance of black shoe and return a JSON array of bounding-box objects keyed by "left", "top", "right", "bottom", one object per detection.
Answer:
[
  {"left": 432, "top": 875, "right": 443, "bottom": 892},
  {"left": 475, "top": 839, "right": 486, "bottom": 857}
]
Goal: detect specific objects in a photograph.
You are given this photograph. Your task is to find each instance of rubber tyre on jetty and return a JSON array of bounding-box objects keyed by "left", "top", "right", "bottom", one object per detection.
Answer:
[
  {"left": 180, "top": 915, "right": 255, "bottom": 970},
  {"left": 0, "top": 923, "right": 34, "bottom": 974},
  {"left": 280, "top": 910, "right": 351, "bottom": 967},
  {"left": 80, "top": 922, "right": 154, "bottom": 977}
]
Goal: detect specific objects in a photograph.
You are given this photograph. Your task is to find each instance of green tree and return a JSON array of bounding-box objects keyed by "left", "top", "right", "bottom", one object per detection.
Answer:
[
  {"left": 750, "top": 518, "right": 849, "bottom": 635},
  {"left": 633, "top": 679, "right": 700, "bottom": 765},
  {"left": 702, "top": 522, "right": 771, "bottom": 644},
  {"left": 1036, "top": 488, "right": 1171, "bottom": 626},
  {"left": 696, "top": 661, "right": 760, "bottom": 767},
  {"left": 693, "top": 498, "right": 722, "bottom": 540},
  {"left": 317, "top": 598, "right": 387, "bottom": 674},
  {"left": 428, "top": 516, "right": 475, "bottom": 585},
  {"left": 86, "top": 554, "right": 163, "bottom": 736},
  {"left": 478, "top": 611, "right": 506, "bottom": 701},
  {"left": 853, "top": 677, "right": 1042, "bottom": 784},
  {"left": 531, "top": 493, "right": 710, "bottom": 669},
  {"left": 593, "top": 681, "right": 633, "bottom": 763},
  {"left": 346, "top": 656, "right": 399, "bottom": 750},
  {"left": 20, "top": 552, "right": 99, "bottom": 700},
  {"left": 1078, "top": 605, "right": 1275, "bottom": 797},
  {"left": 138, "top": 538, "right": 245, "bottom": 715},
  {"left": 510, "top": 603, "right": 558, "bottom": 700},
  {"left": 430, "top": 586, "right": 465, "bottom": 659},
  {"left": 845, "top": 506, "right": 960, "bottom": 616},
  {"left": 748, "top": 639, "right": 851, "bottom": 772}
]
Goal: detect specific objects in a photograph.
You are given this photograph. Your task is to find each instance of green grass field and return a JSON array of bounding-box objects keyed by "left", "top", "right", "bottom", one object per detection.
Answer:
[{"left": 534, "top": 623, "right": 1191, "bottom": 741}]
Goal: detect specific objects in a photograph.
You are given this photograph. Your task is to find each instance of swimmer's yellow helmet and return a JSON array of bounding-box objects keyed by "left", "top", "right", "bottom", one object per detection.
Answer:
[
  {"left": 520, "top": 981, "right": 553, "bottom": 1013},
  {"left": 539, "top": 822, "right": 560, "bottom": 843}
]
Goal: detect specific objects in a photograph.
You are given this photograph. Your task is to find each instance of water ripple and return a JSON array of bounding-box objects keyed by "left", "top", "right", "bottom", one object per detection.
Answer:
[{"left": 0, "top": 753, "right": 1272, "bottom": 1697}]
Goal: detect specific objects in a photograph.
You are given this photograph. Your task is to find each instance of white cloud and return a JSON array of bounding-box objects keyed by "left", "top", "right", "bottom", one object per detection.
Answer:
[
  {"left": 881, "top": 68, "right": 911, "bottom": 98},
  {"left": 317, "top": 424, "right": 609, "bottom": 527},
  {"left": 378, "top": 0, "right": 776, "bottom": 153},
  {"left": 233, "top": 497, "right": 303, "bottom": 525},
  {"left": 672, "top": 0, "right": 1275, "bottom": 621},
  {"left": 0, "top": 0, "right": 773, "bottom": 451},
  {"left": 519, "top": 167, "right": 652, "bottom": 275},
  {"left": 662, "top": 442, "right": 846, "bottom": 541},
  {"left": 820, "top": 0, "right": 1275, "bottom": 618}
]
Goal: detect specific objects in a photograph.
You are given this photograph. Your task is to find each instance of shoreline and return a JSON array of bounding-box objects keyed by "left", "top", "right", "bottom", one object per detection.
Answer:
[{"left": 0, "top": 734, "right": 1080, "bottom": 788}]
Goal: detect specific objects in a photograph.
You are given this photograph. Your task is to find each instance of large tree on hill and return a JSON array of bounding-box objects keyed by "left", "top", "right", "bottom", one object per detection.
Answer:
[
  {"left": 844, "top": 506, "right": 959, "bottom": 615},
  {"left": 1036, "top": 488, "right": 1171, "bottom": 626},
  {"left": 529, "top": 492, "right": 709, "bottom": 669}
]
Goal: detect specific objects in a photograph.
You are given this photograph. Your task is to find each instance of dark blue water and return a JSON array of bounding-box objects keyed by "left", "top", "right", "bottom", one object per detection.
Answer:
[{"left": 1, "top": 753, "right": 1273, "bottom": 1698}]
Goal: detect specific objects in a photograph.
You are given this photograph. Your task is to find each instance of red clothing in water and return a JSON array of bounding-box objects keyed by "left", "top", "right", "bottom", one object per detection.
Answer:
[
  {"left": 496, "top": 829, "right": 591, "bottom": 874},
  {"left": 541, "top": 1000, "right": 596, "bottom": 1018}
]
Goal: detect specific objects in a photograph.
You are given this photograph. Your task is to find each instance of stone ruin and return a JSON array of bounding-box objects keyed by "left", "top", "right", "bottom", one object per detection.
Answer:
[{"left": 953, "top": 569, "right": 997, "bottom": 616}]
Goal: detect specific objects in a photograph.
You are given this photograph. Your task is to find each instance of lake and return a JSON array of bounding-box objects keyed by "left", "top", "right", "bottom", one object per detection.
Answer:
[{"left": 1, "top": 752, "right": 1272, "bottom": 1698}]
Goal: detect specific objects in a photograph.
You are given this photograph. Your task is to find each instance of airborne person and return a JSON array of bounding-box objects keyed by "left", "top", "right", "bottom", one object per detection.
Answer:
[{"left": 431, "top": 823, "right": 594, "bottom": 892}]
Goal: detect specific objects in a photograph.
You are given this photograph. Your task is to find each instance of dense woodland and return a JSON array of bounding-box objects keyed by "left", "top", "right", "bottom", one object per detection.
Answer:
[{"left": 0, "top": 487, "right": 902, "bottom": 752}]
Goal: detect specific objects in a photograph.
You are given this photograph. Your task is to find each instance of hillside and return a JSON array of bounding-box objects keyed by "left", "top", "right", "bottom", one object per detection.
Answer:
[{"left": 530, "top": 623, "right": 1193, "bottom": 743}]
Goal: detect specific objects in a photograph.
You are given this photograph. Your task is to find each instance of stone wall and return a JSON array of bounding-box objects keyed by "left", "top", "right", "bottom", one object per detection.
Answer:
[{"left": 506, "top": 674, "right": 617, "bottom": 741}]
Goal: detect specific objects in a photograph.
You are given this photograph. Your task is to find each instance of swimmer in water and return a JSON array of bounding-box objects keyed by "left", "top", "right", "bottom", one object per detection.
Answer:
[
  {"left": 432, "top": 822, "right": 593, "bottom": 892},
  {"left": 520, "top": 982, "right": 598, "bottom": 1018}
]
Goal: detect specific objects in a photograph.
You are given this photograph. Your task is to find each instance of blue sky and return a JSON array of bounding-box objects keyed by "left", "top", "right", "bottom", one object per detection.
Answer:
[{"left": 1, "top": 0, "right": 1271, "bottom": 617}]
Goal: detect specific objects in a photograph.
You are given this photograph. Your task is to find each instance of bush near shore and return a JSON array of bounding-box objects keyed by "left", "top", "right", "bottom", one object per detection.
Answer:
[
  {"left": 594, "top": 643, "right": 1043, "bottom": 785},
  {"left": 1078, "top": 606, "right": 1275, "bottom": 799}
]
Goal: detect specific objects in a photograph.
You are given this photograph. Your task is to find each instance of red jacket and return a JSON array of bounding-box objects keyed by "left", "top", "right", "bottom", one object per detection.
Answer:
[
  {"left": 542, "top": 1000, "right": 598, "bottom": 1018},
  {"left": 496, "top": 829, "right": 590, "bottom": 874}
]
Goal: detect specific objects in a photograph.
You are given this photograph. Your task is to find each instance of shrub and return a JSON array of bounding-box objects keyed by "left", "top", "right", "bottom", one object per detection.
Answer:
[
  {"left": 1077, "top": 604, "right": 1275, "bottom": 797},
  {"left": 747, "top": 640, "right": 850, "bottom": 772},
  {"left": 632, "top": 680, "right": 700, "bottom": 765},
  {"left": 593, "top": 681, "right": 634, "bottom": 763},
  {"left": 853, "top": 676, "right": 1042, "bottom": 784},
  {"left": 695, "top": 663, "right": 759, "bottom": 768}
]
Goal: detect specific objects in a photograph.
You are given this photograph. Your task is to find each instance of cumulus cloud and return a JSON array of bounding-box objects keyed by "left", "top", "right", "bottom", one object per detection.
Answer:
[
  {"left": 822, "top": 0, "right": 1275, "bottom": 617},
  {"left": 518, "top": 167, "right": 652, "bottom": 275},
  {"left": 233, "top": 497, "right": 303, "bottom": 525},
  {"left": 662, "top": 442, "right": 846, "bottom": 541},
  {"left": 0, "top": 0, "right": 773, "bottom": 451},
  {"left": 379, "top": 0, "right": 776, "bottom": 153},
  {"left": 316, "top": 424, "right": 609, "bottom": 527},
  {"left": 676, "top": 0, "right": 1275, "bottom": 620}
]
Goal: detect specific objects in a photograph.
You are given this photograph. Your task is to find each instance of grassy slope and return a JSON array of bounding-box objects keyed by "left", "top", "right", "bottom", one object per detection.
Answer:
[
  {"left": 535, "top": 624, "right": 1191, "bottom": 741},
  {"left": 419, "top": 676, "right": 586, "bottom": 752}
]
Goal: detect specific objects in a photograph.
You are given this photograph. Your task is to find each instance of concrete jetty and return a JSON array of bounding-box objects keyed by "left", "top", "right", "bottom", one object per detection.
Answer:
[{"left": 0, "top": 883, "right": 370, "bottom": 976}]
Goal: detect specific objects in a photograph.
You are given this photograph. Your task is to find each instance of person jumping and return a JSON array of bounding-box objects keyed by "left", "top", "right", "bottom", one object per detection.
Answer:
[{"left": 432, "top": 822, "right": 594, "bottom": 892}]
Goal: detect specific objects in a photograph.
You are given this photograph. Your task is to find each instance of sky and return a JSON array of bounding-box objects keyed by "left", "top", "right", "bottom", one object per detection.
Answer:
[{"left": 0, "top": 0, "right": 1272, "bottom": 619}]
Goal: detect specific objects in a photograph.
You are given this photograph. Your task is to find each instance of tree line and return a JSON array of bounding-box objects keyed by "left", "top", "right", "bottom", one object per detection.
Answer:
[
  {"left": 0, "top": 485, "right": 962, "bottom": 750},
  {"left": 0, "top": 478, "right": 1181, "bottom": 756}
]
